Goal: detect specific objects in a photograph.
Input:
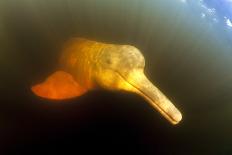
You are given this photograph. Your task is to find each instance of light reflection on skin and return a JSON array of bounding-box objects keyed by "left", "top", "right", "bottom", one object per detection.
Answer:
[{"left": 31, "top": 38, "right": 182, "bottom": 125}]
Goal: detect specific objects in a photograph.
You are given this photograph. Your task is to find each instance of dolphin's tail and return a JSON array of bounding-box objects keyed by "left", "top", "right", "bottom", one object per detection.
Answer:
[{"left": 31, "top": 71, "right": 87, "bottom": 100}]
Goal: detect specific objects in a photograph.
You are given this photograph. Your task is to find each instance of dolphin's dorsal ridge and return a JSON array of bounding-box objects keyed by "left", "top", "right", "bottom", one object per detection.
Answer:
[{"left": 31, "top": 71, "right": 87, "bottom": 100}]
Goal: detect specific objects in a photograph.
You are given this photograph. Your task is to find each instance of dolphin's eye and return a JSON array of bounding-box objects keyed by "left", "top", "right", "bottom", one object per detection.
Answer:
[{"left": 106, "top": 59, "right": 112, "bottom": 65}]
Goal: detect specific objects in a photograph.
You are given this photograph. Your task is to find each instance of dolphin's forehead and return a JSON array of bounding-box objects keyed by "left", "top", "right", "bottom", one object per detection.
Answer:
[
  {"left": 98, "top": 44, "right": 145, "bottom": 73},
  {"left": 120, "top": 45, "right": 144, "bottom": 62},
  {"left": 117, "top": 45, "right": 145, "bottom": 68}
]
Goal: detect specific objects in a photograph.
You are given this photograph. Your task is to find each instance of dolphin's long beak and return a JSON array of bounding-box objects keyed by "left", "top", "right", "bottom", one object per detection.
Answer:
[{"left": 123, "top": 69, "right": 182, "bottom": 125}]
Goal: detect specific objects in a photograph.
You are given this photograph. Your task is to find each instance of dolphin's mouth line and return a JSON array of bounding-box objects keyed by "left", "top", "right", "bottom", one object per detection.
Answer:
[{"left": 114, "top": 70, "right": 178, "bottom": 124}]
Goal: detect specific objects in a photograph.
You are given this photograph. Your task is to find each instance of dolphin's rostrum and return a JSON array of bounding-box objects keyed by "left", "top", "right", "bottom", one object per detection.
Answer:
[{"left": 31, "top": 38, "right": 182, "bottom": 125}]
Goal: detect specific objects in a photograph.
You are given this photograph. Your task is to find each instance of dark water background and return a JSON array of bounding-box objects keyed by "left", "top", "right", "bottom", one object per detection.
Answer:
[{"left": 1, "top": 0, "right": 232, "bottom": 154}]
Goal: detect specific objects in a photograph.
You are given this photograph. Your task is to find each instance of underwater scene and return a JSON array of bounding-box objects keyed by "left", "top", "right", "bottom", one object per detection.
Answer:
[{"left": 1, "top": 0, "right": 232, "bottom": 154}]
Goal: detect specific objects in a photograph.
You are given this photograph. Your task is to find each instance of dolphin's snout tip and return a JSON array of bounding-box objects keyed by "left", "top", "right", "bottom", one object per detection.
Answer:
[
  {"left": 164, "top": 103, "right": 182, "bottom": 125},
  {"left": 171, "top": 112, "right": 182, "bottom": 125}
]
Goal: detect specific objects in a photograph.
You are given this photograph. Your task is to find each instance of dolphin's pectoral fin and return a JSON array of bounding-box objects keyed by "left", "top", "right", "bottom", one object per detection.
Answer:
[{"left": 31, "top": 71, "right": 87, "bottom": 100}]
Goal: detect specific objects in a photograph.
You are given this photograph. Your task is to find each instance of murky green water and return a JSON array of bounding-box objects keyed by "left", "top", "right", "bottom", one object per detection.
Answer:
[{"left": 1, "top": 0, "right": 232, "bottom": 154}]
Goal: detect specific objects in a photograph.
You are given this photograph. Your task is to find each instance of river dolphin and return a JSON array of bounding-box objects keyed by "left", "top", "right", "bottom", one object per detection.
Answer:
[{"left": 31, "top": 38, "right": 182, "bottom": 125}]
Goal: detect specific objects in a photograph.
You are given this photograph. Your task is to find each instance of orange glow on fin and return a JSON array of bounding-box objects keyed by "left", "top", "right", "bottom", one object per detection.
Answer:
[{"left": 31, "top": 71, "right": 87, "bottom": 100}]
